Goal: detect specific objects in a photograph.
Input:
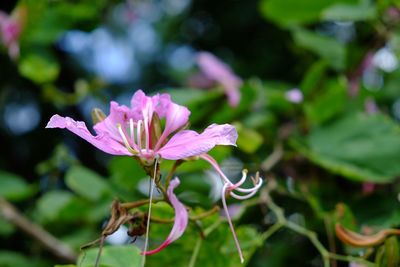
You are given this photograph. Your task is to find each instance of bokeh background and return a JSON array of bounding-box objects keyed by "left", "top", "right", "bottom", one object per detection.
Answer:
[{"left": 1, "top": 0, "right": 400, "bottom": 266}]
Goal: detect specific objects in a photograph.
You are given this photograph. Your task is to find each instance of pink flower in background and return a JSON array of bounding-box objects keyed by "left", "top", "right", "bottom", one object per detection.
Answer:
[
  {"left": 143, "top": 177, "right": 188, "bottom": 255},
  {"left": 0, "top": 7, "right": 25, "bottom": 59},
  {"left": 46, "top": 90, "right": 237, "bottom": 164},
  {"left": 196, "top": 52, "right": 242, "bottom": 107},
  {"left": 285, "top": 88, "right": 303, "bottom": 103}
]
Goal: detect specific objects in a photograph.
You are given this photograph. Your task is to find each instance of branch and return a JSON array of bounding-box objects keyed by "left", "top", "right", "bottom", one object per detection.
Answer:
[{"left": 0, "top": 198, "right": 77, "bottom": 263}]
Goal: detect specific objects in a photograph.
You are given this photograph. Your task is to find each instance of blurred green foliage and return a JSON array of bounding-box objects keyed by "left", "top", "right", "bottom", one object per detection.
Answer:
[{"left": 0, "top": 0, "right": 400, "bottom": 266}]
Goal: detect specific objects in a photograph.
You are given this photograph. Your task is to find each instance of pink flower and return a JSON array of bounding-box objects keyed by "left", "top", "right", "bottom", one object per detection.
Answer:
[
  {"left": 46, "top": 90, "right": 238, "bottom": 164},
  {"left": 46, "top": 90, "right": 261, "bottom": 261},
  {"left": 0, "top": 7, "right": 25, "bottom": 59},
  {"left": 143, "top": 177, "right": 188, "bottom": 255},
  {"left": 196, "top": 52, "right": 242, "bottom": 107}
]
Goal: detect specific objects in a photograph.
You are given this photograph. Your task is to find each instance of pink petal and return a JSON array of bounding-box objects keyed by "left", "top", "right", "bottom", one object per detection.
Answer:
[
  {"left": 93, "top": 101, "right": 132, "bottom": 142},
  {"left": 197, "top": 52, "right": 242, "bottom": 107},
  {"left": 155, "top": 96, "right": 190, "bottom": 149},
  {"left": 46, "top": 114, "right": 130, "bottom": 156},
  {"left": 158, "top": 124, "right": 238, "bottom": 160},
  {"left": 130, "top": 89, "right": 159, "bottom": 121},
  {"left": 143, "top": 177, "right": 188, "bottom": 255}
]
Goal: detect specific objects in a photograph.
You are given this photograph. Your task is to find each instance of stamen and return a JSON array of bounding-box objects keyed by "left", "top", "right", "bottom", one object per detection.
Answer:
[
  {"left": 228, "top": 169, "right": 248, "bottom": 190},
  {"left": 137, "top": 120, "right": 143, "bottom": 152},
  {"left": 234, "top": 176, "right": 263, "bottom": 193},
  {"left": 129, "top": 118, "right": 134, "bottom": 140},
  {"left": 221, "top": 183, "right": 244, "bottom": 263},
  {"left": 144, "top": 117, "right": 150, "bottom": 152},
  {"left": 200, "top": 154, "right": 232, "bottom": 184},
  {"left": 117, "top": 124, "right": 137, "bottom": 155},
  {"left": 230, "top": 189, "right": 260, "bottom": 200}
]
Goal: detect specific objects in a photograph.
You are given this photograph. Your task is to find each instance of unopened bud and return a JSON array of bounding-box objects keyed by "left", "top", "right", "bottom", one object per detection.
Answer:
[{"left": 91, "top": 108, "right": 106, "bottom": 124}]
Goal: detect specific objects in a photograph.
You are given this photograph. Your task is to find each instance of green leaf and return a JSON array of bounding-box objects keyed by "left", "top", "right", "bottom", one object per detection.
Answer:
[
  {"left": 304, "top": 78, "right": 348, "bottom": 125},
  {"left": 78, "top": 245, "right": 141, "bottom": 267},
  {"left": 19, "top": 54, "right": 60, "bottom": 84},
  {"left": 36, "top": 190, "right": 74, "bottom": 222},
  {"left": 322, "top": 1, "right": 377, "bottom": 21},
  {"left": 0, "top": 171, "right": 34, "bottom": 201},
  {"left": 260, "top": 0, "right": 358, "bottom": 27},
  {"left": 108, "top": 157, "right": 146, "bottom": 200},
  {"left": 292, "top": 28, "right": 347, "bottom": 70},
  {"left": 65, "top": 166, "right": 110, "bottom": 201},
  {"left": 292, "top": 113, "right": 400, "bottom": 182},
  {"left": 0, "top": 250, "right": 48, "bottom": 267},
  {"left": 234, "top": 122, "right": 264, "bottom": 153}
]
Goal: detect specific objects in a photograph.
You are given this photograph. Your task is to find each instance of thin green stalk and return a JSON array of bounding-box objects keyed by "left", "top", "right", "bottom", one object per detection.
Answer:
[{"left": 188, "top": 237, "right": 203, "bottom": 267}]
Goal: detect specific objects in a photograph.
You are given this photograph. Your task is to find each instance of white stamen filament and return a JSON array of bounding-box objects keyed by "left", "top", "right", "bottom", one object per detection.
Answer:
[
  {"left": 144, "top": 117, "right": 150, "bottom": 152},
  {"left": 117, "top": 124, "right": 137, "bottom": 155},
  {"left": 137, "top": 120, "right": 143, "bottom": 153},
  {"left": 129, "top": 118, "right": 135, "bottom": 140}
]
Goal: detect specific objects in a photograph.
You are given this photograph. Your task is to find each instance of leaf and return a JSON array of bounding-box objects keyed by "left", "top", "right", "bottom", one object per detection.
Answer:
[
  {"left": 19, "top": 54, "right": 60, "bottom": 84},
  {"left": 36, "top": 190, "right": 74, "bottom": 222},
  {"left": 78, "top": 245, "right": 141, "bottom": 267},
  {"left": 304, "top": 78, "right": 348, "bottom": 125},
  {"left": 322, "top": 1, "right": 377, "bottom": 21},
  {"left": 65, "top": 166, "right": 110, "bottom": 201},
  {"left": 0, "top": 171, "right": 34, "bottom": 201},
  {"left": 234, "top": 122, "right": 264, "bottom": 153},
  {"left": 292, "top": 113, "right": 400, "bottom": 182},
  {"left": 292, "top": 28, "right": 347, "bottom": 70},
  {"left": 260, "top": 0, "right": 358, "bottom": 27}
]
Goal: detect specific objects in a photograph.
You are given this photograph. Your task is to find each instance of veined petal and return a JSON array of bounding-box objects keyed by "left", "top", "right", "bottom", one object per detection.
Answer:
[
  {"left": 93, "top": 101, "right": 133, "bottom": 142},
  {"left": 130, "top": 89, "right": 159, "bottom": 121},
  {"left": 46, "top": 114, "right": 131, "bottom": 156},
  {"left": 143, "top": 177, "right": 188, "bottom": 255},
  {"left": 158, "top": 124, "right": 237, "bottom": 160},
  {"left": 155, "top": 99, "right": 190, "bottom": 150}
]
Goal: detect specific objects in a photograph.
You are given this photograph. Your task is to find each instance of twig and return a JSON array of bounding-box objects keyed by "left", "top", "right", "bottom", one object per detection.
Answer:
[
  {"left": 261, "top": 143, "right": 283, "bottom": 172},
  {"left": 0, "top": 198, "right": 77, "bottom": 262}
]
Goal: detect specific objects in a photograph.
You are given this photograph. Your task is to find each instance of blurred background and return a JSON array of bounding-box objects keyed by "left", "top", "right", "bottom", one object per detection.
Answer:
[{"left": 1, "top": 0, "right": 400, "bottom": 266}]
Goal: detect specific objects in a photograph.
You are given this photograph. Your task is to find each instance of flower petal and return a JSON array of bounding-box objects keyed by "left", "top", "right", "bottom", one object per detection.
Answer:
[
  {"left": 158, "top": 124, "right": 238, "bottom": 160},
  {"left": 143, "top": 177, "right": 188, "bottom": 255},
  {"left": 93, "top": 101, "right": 133, "bottom": 142},
  {"left": 197, "top": 52, "right": 242, "bottom": 107},
  {"left": 46, "top": 114, "right": 130, "bottom": 156},
  {"left": 154, "top": 95, "right": 190, "bottom": 148},
  {"left": 130, "top": 89, "right": 160, "bottom": 121}
]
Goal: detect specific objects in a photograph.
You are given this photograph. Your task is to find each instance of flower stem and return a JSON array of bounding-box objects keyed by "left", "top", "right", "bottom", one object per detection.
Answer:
[
  {"left": 165, "top": 160, "right": 183, "bottom": 187},
  {"left": 190, "top": 206, "right": 220, "bottom": 221},
  {"left": 188, "top": 237, "right": 203, "bottom": 267},
  {"left": 121, "top": 198, "right": 163, "bottom": 209},
  {"left": 260, "top": 181, "right": 375, "bottom": 267}
]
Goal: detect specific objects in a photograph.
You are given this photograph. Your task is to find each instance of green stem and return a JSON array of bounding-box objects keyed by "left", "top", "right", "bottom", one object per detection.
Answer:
[
  {"left": 190, "top": 206, "right": 220, "bottom": 221},
  {"left": 165, "top": 160, "right": 183, "bottom": 188},
  {"left": 121, "top": 198, "right": 163, "bottom": 209},
  {"left": 188, "top": 237, "right": 203, "bottom": 267},
  {"left": 261, "top": 186, "right": 375, "bottom": 267}
]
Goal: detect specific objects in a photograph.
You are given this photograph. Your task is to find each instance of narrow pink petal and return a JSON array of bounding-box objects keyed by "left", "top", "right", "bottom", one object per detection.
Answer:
[
  {"left": 197, "top": 52, "right": 242, "bottom": 107},
  {"left": 46, "top": 114, "right": 130, "bottom": 156},
  {"left": 158, "top": 124, "right": 238, "bottom": 160},
  {"left": 155, "top": 99, "right": 190, "bottom": 150},
  {"left": 143, "top": 177, "right": 188, "bottom": 255},
  {"left": 130, "top": 89, "right": 159, "bottom": 121}
]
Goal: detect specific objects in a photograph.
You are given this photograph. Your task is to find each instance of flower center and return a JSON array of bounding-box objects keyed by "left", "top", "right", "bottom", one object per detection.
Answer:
[{"left": 117, "top": 118, "right": 155, "bottom": 159}]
